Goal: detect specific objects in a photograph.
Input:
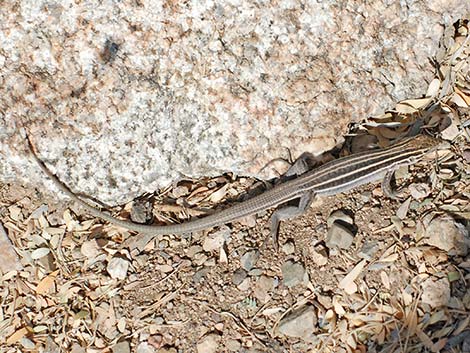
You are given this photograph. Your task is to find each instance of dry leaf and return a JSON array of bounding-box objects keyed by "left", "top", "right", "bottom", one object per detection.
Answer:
[
  {"left": 380, "top": 271, "right": 391, "bottom": 290},
  {"left": 395, "top": 97, "right": 432, "bottom": 114},
  {"left": 4, "top": 221, "right": 21, "bottom": 232},
  {"left": 339, "top": 260, "right": 367, "bottom": 294},
  {"left": 6, "top": 327, "right": 30, "bottom": 345},
  {"left": 36, "top": 270, "right": 59, "bottom": 294},
  {"left": 395, "top": 102, "right": 418, "bottom": 114},
  {"left": 450, "top": 92, "right": 469, "bottom": 107},
  {"left": 453, "top": 315, "right": 470, "bottom": 336},
  {"left": 33, "top": 325, "right": 48, "bottom": 333},
  {"left": 455, "top": 86, "right": 470, "bottom": 105},
  {"left": 416, "top": 327, "right": 434, "bottom": 350},
  {"left": 38, "top": 214, "right": 49, "bottom": 229},
  {"left": 63, "top": 209, "right": 78, "bottom": 230},
  {"left": 432, "top": 338, "right": 448, "bottom": 352},
  {"left": 219, "top": 247, "right": 228, "bottom": 264},
  {"left": 426, "top": 78, "right": 441, "bottom": 97},
  {"left": 407, "top": 309, "right": 418, "bottom": 335},
  {"left": 2, "top": 270, "right": 18, "bottom": 281},
  {"left": 346, "top": 334, "right": 357, "bottom": 349},
  {"left": 378, "top": 253, "right": 399, "bottom": 263},
  {"left": 401, "top": 289, "right": 413, "bottom": 306},
  {"left": 370, "top": 112, "right": 394, "bottom": 121},
  {"left": 117, "top": 317, "right": 126, "bottom": 333},
  {"left": 31, "top": 247, "right": 51, "bottom": 260},
  {"left": 209, "top": 184, "right": 229, "bottom": 203},
  {"left": 396, "top": 197, "right": 411, "bottom": 220},
  {"left": 377, "top": 328, "right": 386, "bottom": 344},
  {"left": 377, "top": 127, "right": 402, "bottom": 139},
  {"left": 187, "top": 186, "right": 210, "bottom": 203},
  {"left": 81, "top": 239, "right": 101, "bottom": 258},
  {"left": 262, "top": 307, "right": 283, "bottom": 316},
  {"left": 333, "top": 296, "right": 346, "bottom": 316},
  {"left": 428, "top": 310, "right": 447, "bottom": 325},
  {"left": 8, "top": 205, "right": 22, "bottom": 222}
]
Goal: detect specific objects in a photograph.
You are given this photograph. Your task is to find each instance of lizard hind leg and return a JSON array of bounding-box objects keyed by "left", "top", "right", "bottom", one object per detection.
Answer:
[
  {"left": 269, "top": 191, "right": 315, "bottom": 251},
  {"left": 382, "top": 169, "right": 403, "bottom": 200}
]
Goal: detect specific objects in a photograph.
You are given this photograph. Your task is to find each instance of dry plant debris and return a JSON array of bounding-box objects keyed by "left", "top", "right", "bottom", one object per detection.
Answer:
[{"left": 1, "top": 19, "right": 470, "bottom": 353}]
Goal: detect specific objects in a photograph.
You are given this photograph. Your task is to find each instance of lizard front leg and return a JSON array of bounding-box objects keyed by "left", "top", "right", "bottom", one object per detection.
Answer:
[
  {"left": 269, "top": 191, "right": 315, "bottom": 250},
  {"left": 283, "top": 152, "right": 315, "bottom": 178}
]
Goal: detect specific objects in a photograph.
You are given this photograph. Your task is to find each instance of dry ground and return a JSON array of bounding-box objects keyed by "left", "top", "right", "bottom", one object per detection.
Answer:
[{"left": 1, "top": 135, "right": 469, "bottom": 353}]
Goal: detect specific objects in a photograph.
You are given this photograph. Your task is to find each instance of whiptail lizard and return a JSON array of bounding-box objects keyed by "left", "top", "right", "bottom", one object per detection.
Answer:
[{"left": 27, "top": 134, "right": 441, "bottom": 249}]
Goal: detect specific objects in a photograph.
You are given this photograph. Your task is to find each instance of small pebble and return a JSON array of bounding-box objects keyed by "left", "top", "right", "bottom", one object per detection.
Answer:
[
  {"left": 130, "top": 201, "right": 153, "bottom": 224},
  {"left": 248, "top": 268, "right": 263, "bottom": 276},
  {"left": 282, "top": 240, "right": 295, "bottom": 255},
  {"left": 325, "top": 222, "right": 354, "bottom": 250},
  {"left": 237, "top": 277, "right": 252, "bottom": 291},
  {"left": 394, "top": 166, "right": 410, "bottom": 180},
  {"left": 359, "top": 191, "right": 372, "bottom": 203},
  {"left": 326, "top": 210, "right": 353, "bottom": 227},
  {"left": 239, "top": 214, "right": 257, "bottom": 228},
  {"left": 203, "top": 229, "right": 229, "bottom": 252},
  {"left": 20, "top": 337, "right": 35, "bottom": 349},
  {"left": 278, "top": 305, "right": 317, "bottom": 341},
  {"left": 358, "top": 241, "right": 380, "bottom": 260},
  {"left": 196, "top": 333, "right": 220, "bottom": 353},
  {"left": 112, "top": 341, "right": 130, "bottom": 353},
  {"left": 409, "top": 183, "right": 431, "bottom": 200},
  {"left": 186, "top": 245, "right": 203, "bottom": 258},
  {"left": 232, "top": 268, "right": 247, "bottom": 285},
  {"left": 424, "top": 216, "right": 469, "bottom": 256},
  {"left": 311, "top": 246, "right": 328, "bottom": 266},
  {"left": 421, "top": 277, "right": 450, "bottom": 308},
  {"left": 193, "top": 267, "right": 211, "bottom": 284},
  {"left": 193, "top": 253, "right": 208, "bottom": 266},
  {"left": 136, "top": 343, "right": 155, "bottom": 353},
  {"left": 158, "top": 240, "right": 169, "bottom": 249},
  {"left": 281, "top": 260, "right": 306, "bottom": 288},
  {"left": 154, "top": 317, "right": 165, "bottom": 325},
  {"left": 107, "top": 257, "right": 129, "bottom": 280},
  {"left": 225, "top": 339, "right": 241, "bottom": 352},
  {"left": 240, "top": 250, "right": 260, "bottom": 271},
  {"left": 204, "top": 257, "right": 216, "bottom": 267},
  {"left": 253, "top": 275, "right": 275, "bottom": 303},
  {"left": 441, "top": 122, "right": 460, "bottom": 140},
  {"left": 462, "top": 149, "right": 470, "bottom": 163}
]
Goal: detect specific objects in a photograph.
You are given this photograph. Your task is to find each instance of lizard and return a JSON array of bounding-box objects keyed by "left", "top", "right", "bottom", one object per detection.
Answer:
[{"left": 26, "top": 134, "right": 441, "bottom": 250}]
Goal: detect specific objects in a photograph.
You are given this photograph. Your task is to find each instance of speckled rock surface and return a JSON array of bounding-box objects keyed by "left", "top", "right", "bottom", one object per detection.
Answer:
[{"left": 1, "top": 1, "right": 468, "bottom": 204}]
